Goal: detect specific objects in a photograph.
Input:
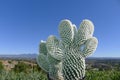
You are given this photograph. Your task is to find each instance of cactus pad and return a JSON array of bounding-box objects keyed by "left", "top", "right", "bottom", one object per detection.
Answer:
[{"left": 37, "top": 19, "right": 98, "bottom": 80}]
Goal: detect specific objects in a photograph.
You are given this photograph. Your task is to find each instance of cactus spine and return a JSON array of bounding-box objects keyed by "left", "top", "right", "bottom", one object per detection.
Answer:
[{"left": 37, "top": 19, "right": 98, "bottom": 80}]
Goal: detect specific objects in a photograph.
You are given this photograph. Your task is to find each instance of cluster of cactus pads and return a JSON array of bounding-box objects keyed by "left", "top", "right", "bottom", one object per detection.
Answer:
[{"left": 37, "top": 19, "right": 98, "bottom": 80}]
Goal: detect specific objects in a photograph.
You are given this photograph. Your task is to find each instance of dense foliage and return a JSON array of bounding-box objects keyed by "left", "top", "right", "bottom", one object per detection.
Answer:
[
  {"left": 0, "top": 70, "right": 47, "bottom": 80},
  {"left": 0, "top": 59, "right": 120, "bottom": 80},
  {"left": 0, "top": 61, "right": 4, "bottom": 71},
  {"left": 13, "top": 61, "right": 31, "bottom": 73},
  {"left": 0, "top": 70, "right": 120, "bottom": 80},
  {"left": 86, "top": 70, "right": 120, "bottom": 80}
]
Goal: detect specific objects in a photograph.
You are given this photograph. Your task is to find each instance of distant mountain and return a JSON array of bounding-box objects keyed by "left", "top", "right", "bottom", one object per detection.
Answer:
[
  {"left": 0, "top": 53, "right": 37, "bottom": 60},
  {"left": 86, "top": 57, "right": 120, "bottom": 60},
  {"left": 0, "top": 54, "right": 120, "bottom": 62}
]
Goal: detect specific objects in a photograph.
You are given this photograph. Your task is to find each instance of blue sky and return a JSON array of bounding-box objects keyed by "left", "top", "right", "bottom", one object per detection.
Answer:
[{"left": 0, "top": 0, "right": 120, "bottom": 57}]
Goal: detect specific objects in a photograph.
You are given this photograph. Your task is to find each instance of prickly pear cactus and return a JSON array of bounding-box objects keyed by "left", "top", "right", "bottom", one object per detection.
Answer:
[
  {"left": 59, "top": 19, "right": 98, "bottom": 80},
  {"left": 37, "top": 19, "right": 98, "bottom": 80},
  {"left": 37, "top": 39, "right": 63, "bottom": 80},
  {"left": 37, "top": 41, "right": 49, "bottom": 73}
]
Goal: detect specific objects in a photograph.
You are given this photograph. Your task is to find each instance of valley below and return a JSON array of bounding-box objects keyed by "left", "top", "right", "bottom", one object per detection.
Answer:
[{"left": 0, "top": 54, "right": 120, "bottom": 80}]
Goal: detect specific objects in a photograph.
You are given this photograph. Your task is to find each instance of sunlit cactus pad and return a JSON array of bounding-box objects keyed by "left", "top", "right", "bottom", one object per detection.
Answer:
[{"left": 37, "top": 19, "right": 98, "bottom": 80}]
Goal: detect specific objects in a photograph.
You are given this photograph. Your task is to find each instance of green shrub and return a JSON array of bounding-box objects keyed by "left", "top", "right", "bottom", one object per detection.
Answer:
[
  {"left": 0, "top": 61, "right": 4, "bottom": 71},
  {"left": 86, "top": 70, "right": 120, "bottom": 80},
  {"left": 13, "top": 61, "right": 30, "bottom": 73}
]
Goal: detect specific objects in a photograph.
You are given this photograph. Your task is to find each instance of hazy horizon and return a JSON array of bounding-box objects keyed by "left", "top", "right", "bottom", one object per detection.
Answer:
[
  {"left": 1, "top": 53, "right": 120, "bottom": 58},
  {"left": 0, "top": 0, "right": 120, "bottom": 57}
]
